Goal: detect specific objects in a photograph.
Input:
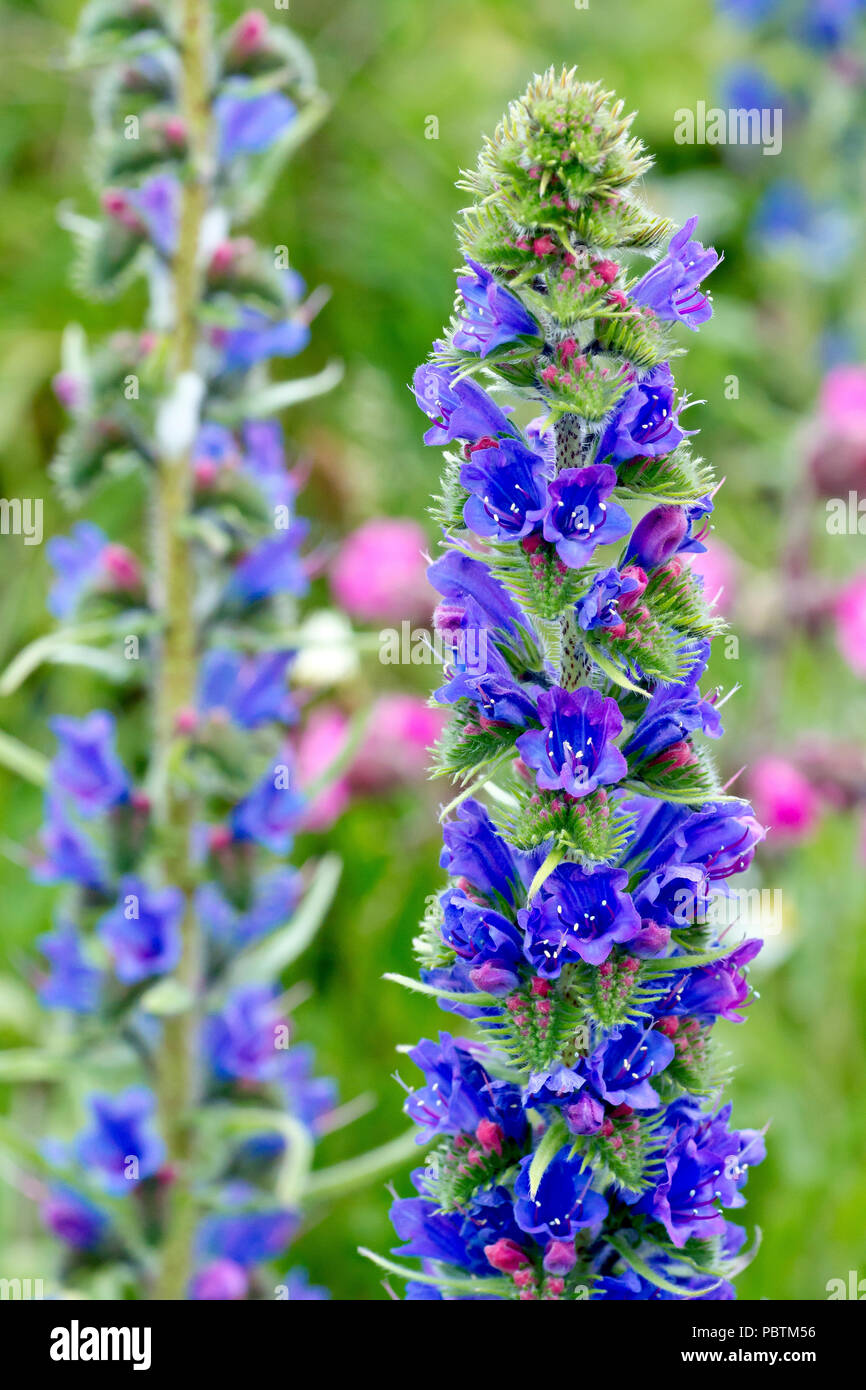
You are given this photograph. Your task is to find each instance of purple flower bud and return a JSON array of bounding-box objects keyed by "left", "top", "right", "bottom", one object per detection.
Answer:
[
  {"left": 469, "top": 960, "right": 520, "bottom": 995},
  {"left": 563, "top": 1092, "right": 605, "bottom": 1135},
  {"left": 190, "top": 1259, "right": 248, "bottom": 1301},
  {"left": 626, "top": 504, "right": 689, "bottom": 570},
  {"left": 543, "top": 1238, "right": 578, "bottom": 1275},
  {"left": 630, "top": 920, "right": 672, "bottom": 958},
  {"left": 41, "top": 1185, "right": 109, "bottom": 1251}
]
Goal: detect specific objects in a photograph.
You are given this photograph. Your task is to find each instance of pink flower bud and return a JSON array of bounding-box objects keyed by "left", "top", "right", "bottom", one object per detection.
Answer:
[
  {"left": 484, "top": 1238, "right": 530, "bottom": 1273},
  {"left": 475, "top": 1119, "right": 504, "bottom": 1155},
  {"left": 101, "top": 544, "right": 141, "bottom": 592},
  {"left": 330, "top": 518, "right": 432, "bottom": 625},
  {"left": 749, "top": 755, "right": 820, "bottom": 843},
  {"left": 543, "top": 1239, "right": 577, "bottom": 1275},
  {"left": 834, "top": 572, "right": 866, "bottom": 677}
]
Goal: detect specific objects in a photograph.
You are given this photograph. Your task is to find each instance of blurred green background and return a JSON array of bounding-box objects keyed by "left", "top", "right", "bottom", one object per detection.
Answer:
[{"left": 1, "top": 0, "right": 864, "bottom": 1298}]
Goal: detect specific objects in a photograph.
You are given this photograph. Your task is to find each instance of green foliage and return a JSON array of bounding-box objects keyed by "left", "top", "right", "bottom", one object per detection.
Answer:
[{"left": 614, "top": 444, "right": 716, "bottom": 505}]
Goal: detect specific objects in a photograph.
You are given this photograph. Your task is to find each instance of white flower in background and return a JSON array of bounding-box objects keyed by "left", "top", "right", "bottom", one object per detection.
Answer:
[{"left": 292, "top": 609, "right": 359, "bottom": 687}]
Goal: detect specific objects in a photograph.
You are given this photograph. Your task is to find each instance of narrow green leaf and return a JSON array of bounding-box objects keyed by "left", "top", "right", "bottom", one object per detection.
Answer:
[
  {"left": 358, "top": 1247, "right": 510, "bottom": 1296},
  {"left": 585, "top": 642, "right": 650, "bottom": 697},
  {"left": 0, "top": 612, "right": 157, "bottom": 696},
  {"left": 383, "top": 972, "right": 496, "bottom": 1006},
  {"left": 221, "top": 854, "right": 342, "bottom": 992},
  {"left": 138, "top": 978, "right": 196, "bottom": 1016},
  {"left": 0, "top": 1049, "right": 69, "bottom": 1082},
  {"left": 212, "top": 361, "right": 343, "bottom": 423},
  {"left": 640, "top": 943, "right": 740, "bottom": 976},
  {"left": 528, "top": 1117, "right": 568, "bottom": 1198},
  {"left": 526, "top": 845, "right": 565, "bottom": 903},
  {"left": 304, "top": 1129, "right": 422, "bottom": 1202},
  {"left": 0, "top": 730, "right": 49, "bottom": 787},
  {"left": 607, "top": 1233, "right": 722, "bottom": 1298},
  {"left": 197, "top": 1105, "right": 314, "bottom": 1207}
]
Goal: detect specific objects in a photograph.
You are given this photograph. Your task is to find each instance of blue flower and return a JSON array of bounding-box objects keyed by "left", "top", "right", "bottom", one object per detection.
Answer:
[
  {"left": 801, "top": 0, "right": 866, "bottom": 49},
  {"left": 752, "top": 181, "right": 855, "bottom": 277},
  {"left": 516, "top": 686, "right": 627, "bottom": 797},
  {"left": 429, "top": 549, "right": 531, "bottom": 640},
  {"left": 278, "top": 1268, "right": 331, "bottom": 1300},
  {"left": 460, "top": 437, "right": 549, "bottom": 541},
  {"left": 221, "top": 307, "right": 310, "bottom": 371},
  {"left": 575, "top": 567, "right": 640, "bottom": 631},
  {"left": 632, "top": 861, "right": 708, "bottom": 932},
  {"left": 542, "top": 464, "right": 631, "bottom": 567},
  {"left": 634, "top": 1103, "right": 765, "bottom": 1248},
  {"left": 46, "top": 522, "right": 109, "bottom": 618},
  {"left": 624, "top": 644, "right": 723, "bottom": 762},
  {"left": 49, "top": 711, "right": 130, "bottom": 819},
  {"left": 281, "top": 1045, "right": 338, "bottom": 1133},
  {"left": 241, "top": 420, "right": 296, "bottom": 508},
  {"left": 654, "top": 938, "right": 762, "bottom": 1023},
  {"left": 41, "top": 1185, "right": 110, "bottom": 1251},
  {"left": 596, "top": 364, "right": 686, "bottom": 464},
  {"left": 585, "top": 1023, "right": 676, "bottom": 1109},
  {"left": 514, "top": 1148, "right": 607, "bottom": 1239},
  {"left": 37, "top": 923, "right": 101, "bottom": 1013},
  {"left": 440, "top": 799, "right": 542, "bottom": 907},
  {"left": 626, "top": 796, "right": 765, "bottom": 881},
  {"left": 440, "top": 889, "right": 524, "bottom": 972},
  {"left": 98, "top": 877, "right": 184, "bottom": 984},
  {"left": 413, "top": 361, "right": 514, "bottom": 446},
  {"left": 405, "top": 1033, "right": 526, "bottom": 1142},
  {"left": 718, "top": 0, "right": 782, "bottom": 22},
  {"left": 127, "top": 174, "right": 179, "bottom": 257},
  {"left": 227, "top": 526, "right": 309, "bottom": 603},
  {"left": 632, "top": 217, "right": 719, "bottom": 331},
  {"left": 197, "top": 868, "right": 301, "bottom": 951},
  {"left": 206, "top": 986, "right": 289, "bottom": 1083},
  {"left": 33, "top": 796, "right": 105, "bottom": 889},
  {"left": 720, "top": 63, "right": 787, "bottom": 117},
  {"left": 216, "top": 83, "right": 296, "bottom": 160},
  {"left": 520, "top": 862, "right": 641, "bottom": 972},
  {"left": 230, "top": 757, "right": 304, "bottom": 852},
  {"left": 392, "top": 1173, "right": 521, "bottom": 1274},
  {"left": 198, "top": 1199, "right": 298, "bottom": 1268},
  {"left": 199, "top": 649, "right": 295, "bottom": 728},
  {"left": 453, "top": 258, "right": 540, "bottom": 357},
  {"left": 75, "top": 1087, "right": 165, "bottom": 1193},
  {"left": 446, "top": 670, "right": 540, "bottom": 728}
]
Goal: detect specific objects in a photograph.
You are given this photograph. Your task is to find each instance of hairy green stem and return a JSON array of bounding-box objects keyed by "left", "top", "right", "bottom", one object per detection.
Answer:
[
  {"left": 152, "top": 0, "right": 211, "bottom": 1301},
  {"left": 555, "top": 415, "right": 592, "bottom": 691}
]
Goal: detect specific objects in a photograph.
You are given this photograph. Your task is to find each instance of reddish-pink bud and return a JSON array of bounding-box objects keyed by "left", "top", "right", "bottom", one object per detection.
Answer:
[
  {"left": 174, "top": 707, "right": 198, "bottom": 735},
  {"left": 101, "top": 543, "right": 141, "bottom": 591},
  {"left": 476, "top": 1119, "right": 504, "bottom": 1155},
  {"left": 484, "top": 1238, "right": 529, "bottom": 1273},
  {"left": 593, "top": 259, "right": 619, "bottom": 284}
]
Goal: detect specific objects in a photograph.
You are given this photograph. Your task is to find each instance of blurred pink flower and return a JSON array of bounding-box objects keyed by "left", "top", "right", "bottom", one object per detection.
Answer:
[
  {"left": 330, "top": 519, "right": 432, "bottom": 624},
  {"left": 749, "top": 755, "right": 820, "bottom": 843},
  {"left": 350, "top": 695, "right": 446, "bottom": 793},
  {"left": 834, "top": 571, "right": 866, "bottom": 676},
  {"left": 809, "top": 365, "right": 866, "bottom": 496},
  {"left": 688, "top": 540, "right": 739, "bottom": 617},
  {"left": 295, "top": 705, "right": 352, "bottom": 831}
]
